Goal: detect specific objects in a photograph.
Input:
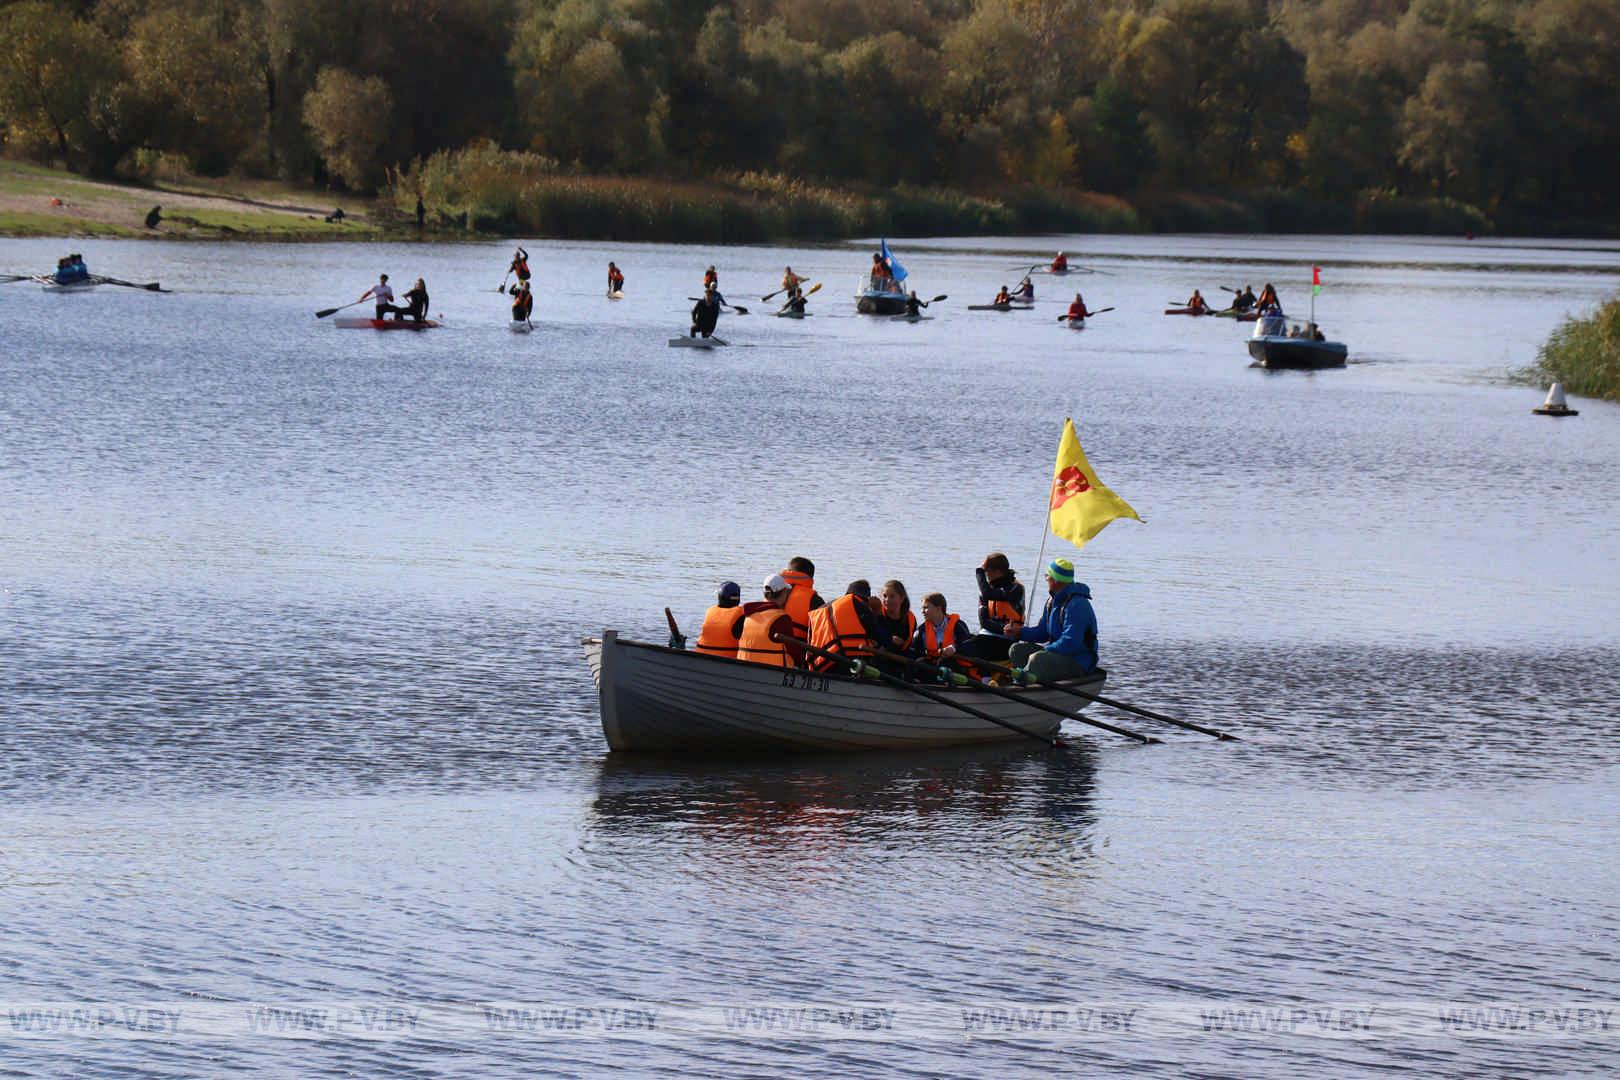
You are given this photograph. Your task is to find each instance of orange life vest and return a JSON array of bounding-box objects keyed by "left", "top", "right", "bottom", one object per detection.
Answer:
[
  {"left": 985, "top": 596, "right": 1022, "bottom": 626},
  {"left": 695, "top": 604, "right": 744, "bottom": 658},
  {"left": 736, "top": 608, "right": 792, "bottom": 667},
  {"left": 513, "top": 258, "right": 530, "bottom": 281},
  {"left": 780, "top": 569, "right": 815, "bottom": 636},
  {"left": 922, "top": 614, "right": 963, "bottom": 660},
  {"left": 1067, "top": 302, "right": 1087, "bottom": 319},
  {"left": 1052, "top": 256, "right": 1068, "bottom": 271},
  {"left": 704, "top": 270, "right": 718, "bottom": 287},
  {"left": 809, "top": 594, "right": 873, "bottom": 670}
]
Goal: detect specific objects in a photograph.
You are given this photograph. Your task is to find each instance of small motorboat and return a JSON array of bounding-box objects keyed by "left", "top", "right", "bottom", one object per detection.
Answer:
[
  {"left": 333, "top": 318, "right": 440, "bottom": 330},
  {"left": 583, "top": 631, "right": 1106, "bottom": 753},
  {"left": 856, "top": 280, "right": 908, "bottom": 315},
  {"left": 1247, "top": 314, "right": 1347, "bottom": 369}
]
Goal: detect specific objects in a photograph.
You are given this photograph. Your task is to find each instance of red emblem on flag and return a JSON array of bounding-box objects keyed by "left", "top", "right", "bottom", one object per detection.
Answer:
[
  {"left": 1312, "top": 266, "right": 1321, "bottom": 285},
  {"left": 1050, "top": 465, "right": 1092, "bottom": 508}
]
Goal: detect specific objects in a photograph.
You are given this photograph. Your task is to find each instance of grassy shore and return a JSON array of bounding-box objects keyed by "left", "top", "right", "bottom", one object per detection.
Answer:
[
  {"left": 3, "top": 155, "right": 1502, "bottom": 244},
  {"left": 1526, "top": 295, "right": 1620, "bottom": 402}
]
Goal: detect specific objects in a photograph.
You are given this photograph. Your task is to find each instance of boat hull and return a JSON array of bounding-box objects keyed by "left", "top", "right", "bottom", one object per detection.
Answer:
[
  {"left": 1247, "top": 336, "right": 1348, "bottom": 369},
  {"left": 333, "top": 318, "right": 440, "bottom": 330},
  {"left": 856, "top": 291, "right": 908, "bottom": 315},
  {"left": 584, "top": 632, "right": 1106, "bottom": 754},
  {"left": 669, "top": 336, "right": 721, "bottom": 349}
]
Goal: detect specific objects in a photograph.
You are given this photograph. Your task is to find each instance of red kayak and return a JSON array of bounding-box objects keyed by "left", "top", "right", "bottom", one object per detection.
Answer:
[
  {"left": 333, "top": 318, "right": 440, "bottom": 330},
  {"left": 1163, "top": 307, "right": 1214, "bottom": 316}
]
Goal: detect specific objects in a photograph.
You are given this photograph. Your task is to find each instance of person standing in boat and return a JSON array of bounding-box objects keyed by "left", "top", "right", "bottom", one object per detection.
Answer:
[
  {"left": 608, "top": 262, "right": 624, "bottom": 295},
  {"left": 735, "top": 574, "right": 805, "bottom": 668},
  {"left": 781, "top": 266, "right": 805, "bottom": 294},
  {"left": 511, "top": 280, "right": 533, "bottom": 323},
  {"left": 870, "top": 252, "right": 894, "bottom": 290},
  {"left": 1066, "top": 293, "right": 1092, "bottom": 322},
  {"left": 690, "top": 284, "right": 722, "bottom": 337},
  {"left": 694, "top": 581, "right": 745, "bottom": 658},
  {"left": 973, "top": 553, "right": 1025, "bottom": 661},
  {"left": 400, "top": 277, "right": 430, "bottom": 322},
  {"left": 808, "top": 580, "right": 884, "bottom": 671},
  {"left": 509, "top": 248, "right": 531, "bottom": 288},
  {"left": 1051, "top": 251, "right": 1068, "bottom": 272},
  {"left": 1005, "top": 558, "right": 1100, "bottom": 682},
  {"left": 358, "top": 273, "right": 399, "bottom": 319}
]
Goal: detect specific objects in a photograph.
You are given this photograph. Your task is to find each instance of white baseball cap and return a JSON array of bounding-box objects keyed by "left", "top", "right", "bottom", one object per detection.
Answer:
[{"left": 763, "top": 573, "right": 789, "bottom": 593}]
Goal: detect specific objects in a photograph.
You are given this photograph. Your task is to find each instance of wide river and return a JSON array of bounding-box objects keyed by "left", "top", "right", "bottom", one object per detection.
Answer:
[{"left": 3, "top": 233, "right": 1617, "bottom": 1076}]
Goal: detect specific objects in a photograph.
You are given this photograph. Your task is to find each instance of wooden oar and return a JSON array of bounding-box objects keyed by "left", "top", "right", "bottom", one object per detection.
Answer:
[
  {"left": 971, "top": 655, "right": 1239, "bottom": 740},
  {"left": 315, "top": 298, "right": 367, "bottom": 319},
  {"left": 875, "top": 650, "right": 1159, "bottom": 744},
  {"left": 97, "top": 275, "right": 168, "bottom": 292},
  {"left": 790, "top": 638, "right": 1060, "bottom": 748},
  {"left": 664, "top": 608, "right": 686, "bottom": 650},
  {"left": 1057, "top": 307, "right": 1114, "bottom": 321}
]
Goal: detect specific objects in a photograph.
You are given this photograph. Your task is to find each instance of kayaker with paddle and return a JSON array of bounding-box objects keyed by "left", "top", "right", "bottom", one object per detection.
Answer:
[
  {"left": 607, "top": 262, "right": 624, "bottom": 295},
  {"left": 1003, "top": 558, "right": 1100, "bottom": 683},
  {"left": 1011, "top": 276, "right": 1034, "bottom": 302},
  {"left": 974, "top": 553, "right": 1025, "bottom": 661},
  {"left": 992, "top": 285, "right": 1013, "bottom": 307},
  {"left": 511, "top": 280, "right": 533, "bottom": 323},
  {"left": 1233, "top": 285, "right": 1257, "bottom": 312},
  {"left": 1051, "top": 251, "right": 1068, "bottom": 272},
  {"left": 1066, "top": 293, "right": 1092, "bottom": 323},
  {"left": 694, "top": 581, "right": 745, "bottom": 658},
  {"left": 781, "top": 266, "right": 805, "bottom": 294},
  {"left": 400, "top": 277, "right": 430, "bottom": 322},
  {"left": 1184, "top": 289, "right": 1210, "bottom": 315},
  {"left": 358, "top": 273, "right": 400, "bottom": 320},
  {"left": 903, "top": 290, "right": 929, "bottom": 317},
  {"left": 690, "top": 284, "right": 722, "bottom": 338},
  {"left": 507, "top": 248, "right": 531, "bottom": 290},
  {"left": 780, "top": 285, "right": 808, "bottom": 315}
]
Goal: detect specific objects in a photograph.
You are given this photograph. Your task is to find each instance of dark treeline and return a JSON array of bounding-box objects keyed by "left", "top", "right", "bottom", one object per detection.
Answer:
[{"left": 3, "top": 0, "right": 1618, "bottom": 231}]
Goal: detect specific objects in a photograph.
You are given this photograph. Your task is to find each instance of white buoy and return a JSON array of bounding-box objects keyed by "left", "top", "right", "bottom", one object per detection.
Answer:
[{"left": 1532, "top": 382, "right": 1579, "bottom": 416}]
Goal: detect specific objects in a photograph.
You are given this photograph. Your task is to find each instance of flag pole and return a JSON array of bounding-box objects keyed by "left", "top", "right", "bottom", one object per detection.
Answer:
[{"left": 1028, "top": 417, "right": 1064, "bottom": 603}]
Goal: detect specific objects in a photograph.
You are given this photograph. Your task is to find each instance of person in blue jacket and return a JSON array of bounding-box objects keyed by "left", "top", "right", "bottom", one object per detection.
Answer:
[{"left": 1005, "top": 557, "right": 1099, "bottom": 682}]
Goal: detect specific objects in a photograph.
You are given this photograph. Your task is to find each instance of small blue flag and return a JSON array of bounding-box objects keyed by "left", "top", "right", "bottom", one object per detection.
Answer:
[{"left": 881, "top": 237, "right": 907, "bottom": 282}]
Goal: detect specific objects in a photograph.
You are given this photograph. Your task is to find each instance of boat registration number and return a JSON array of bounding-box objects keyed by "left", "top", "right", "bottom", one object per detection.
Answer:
[{"left": 781, "top": 670, "right": 830, "bottom": 692}]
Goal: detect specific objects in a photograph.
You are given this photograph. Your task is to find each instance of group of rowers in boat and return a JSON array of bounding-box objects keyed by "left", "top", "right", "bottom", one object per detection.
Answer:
[
  {"left": 689, "top": 553, "right": 1102, "bottom": 684},
  {"left": 1180, "top": 283, "right": 1283, "bottom": 316}
]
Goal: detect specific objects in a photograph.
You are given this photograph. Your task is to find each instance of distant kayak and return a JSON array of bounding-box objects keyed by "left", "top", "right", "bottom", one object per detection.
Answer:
[
  {"left": 607, "top": 290, "right": 625, "bottom": 300},
  {"left": 333, "top": 318, "right": 440, "bottom": 330},
  {"left": 892, "top": 313, "right": 932, "bottom": 322},
  {"left": 1163, "top": 308, "right": 1214, "bottom": 316},
  {"left": 1214, "top": 309, "right": 1260, "bottom": 322},
  {"left": 1062, "top": 318, "right": 1085, "bottom": 329},
  {"left": 968, "top": 303, "right": 1033, "bottom": 311}
]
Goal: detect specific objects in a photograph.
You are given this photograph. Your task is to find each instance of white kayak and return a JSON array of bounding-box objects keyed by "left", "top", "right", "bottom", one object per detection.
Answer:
[
  {"left": 608, "top": 290, "right": 625, "bottom": 300},
  {"left": 38, "top": 276, "right": 97, "bottom": 292}
]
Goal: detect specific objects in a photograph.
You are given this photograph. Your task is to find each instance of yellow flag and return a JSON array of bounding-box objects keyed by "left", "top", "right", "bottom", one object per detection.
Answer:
[{"left": 1048, "top": 418, "right": 1142, "bottom": 548}]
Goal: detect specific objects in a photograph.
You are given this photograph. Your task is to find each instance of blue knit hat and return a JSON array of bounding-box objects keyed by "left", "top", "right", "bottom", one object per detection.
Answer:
[
  {"left": 718, "top": 581, "right": 740, "bottom": 601},
  {"left": 1047, "top": 558, "right": 1075, "bottom": 584}
]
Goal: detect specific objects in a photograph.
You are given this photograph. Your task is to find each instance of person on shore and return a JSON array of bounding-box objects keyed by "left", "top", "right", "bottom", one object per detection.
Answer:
[
  {"left": 909, "top": 593, "right": 974, "bottom": 673},
  {"left": 1051, "top": 252, "right": 1068, "bottom": 272},
  {"left": 808, "top": 580, "right": 884, "bottom": 671},
  {"left": 359, "top": 274, "right": 399, "bottom": 320},
  {"left": 399, "top": 277, "right": 430, "bottom": 322},
  {"left": 974, "top": 553, "right": 1025, "bottom": 662},
  {"left": 144, "top": 205, "right": 162, "bottom": 229},
  {"left": 608, "top": 262, "right": 625, "bottom": 295},
  {"left": 415, "top": 196, "right": 425, "bottom": 229},
  {"left": 903, "top": 291, "right": 929, "bottom": 318},
  {"left": 1011, "top": 276, "right": 1034, "bottom": 302},
  {"left": 324, "top": 207, "right": 345, "bottom": 223},
  {"left": 992, "top": 285, "right": 1013, "bottom": 306},
  {"left": 694, "top": 581, "right": 745, "bottom": 658},
  {"left": 690, "top": 285, "right": 722, "bottom": 338},
  {"left": 511, "top": 280, "right": 533, "bottom": 323},
  {"left": 735, "top": 574, "right": 805, "bottom": 668},
  {"left": 1066, "top": 293, "right": 1092, "bottom": 322},
  {"left": 1185, "top": 289, "right": 1209, "bottom": 314},
  {"left": 1006, "top": 558, "right": 1100, "bottom": 682}
]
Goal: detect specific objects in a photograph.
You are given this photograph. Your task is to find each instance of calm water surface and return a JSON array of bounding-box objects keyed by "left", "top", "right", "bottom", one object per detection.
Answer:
[{"left": 2, "top": 234, "right": 1618, "bottom": 1076}]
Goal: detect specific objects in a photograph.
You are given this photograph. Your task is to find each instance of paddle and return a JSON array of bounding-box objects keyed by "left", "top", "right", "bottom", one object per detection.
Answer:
[
  {"left": 315, "top": 297, "right": 369, "bottom": 319},
  {"left": 1057, "top": 307, "right": 1114, "bottom": 321},
  {"left": 664, "top": 608, "right": 686, "bottom": 650},
  {"left": 790, "top": 637, "right": 1059, "bottom": 748},
  {"left": 875, "top": 650, "right": 1159, "bottom": 744},
  {"left": 2, "top": 273, "right": 35, "bottom": 283},
  {"left": 929, "top": 294, "right": 948, "bottom": 304},
  {"left": 97, "top": 276, "right": 168, "bottom": 292},
  {"left": 971, "top": 655, "right": 1239, "bottom": 740},
  {"left": 687, "top": 296, "right": 748, "bottom": 314}
]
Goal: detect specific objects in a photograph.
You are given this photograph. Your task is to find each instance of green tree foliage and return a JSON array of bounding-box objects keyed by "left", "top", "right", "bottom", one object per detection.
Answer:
[{"left": 1, "top": 0, "right": 1617, "bottom": 225}]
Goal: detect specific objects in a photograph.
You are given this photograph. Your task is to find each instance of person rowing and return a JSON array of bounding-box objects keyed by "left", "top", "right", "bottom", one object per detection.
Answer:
[
  {"left": 1066, "top": 292, "right": 1092, "bottom": 322},
  {"left": 1232, "top": 284, "right": 1257, "bottom": 312},
  {"left": 509, "top": 247, "right": 531, "bottom": 286},
  {"left": 1010, "top": 275, "right": 1034, "bottom": 302},
  {"left": 399, "top": 277, "right": 430, "bottom": 322},
  {"left": 1184, "top": 289, "right": 1209, "bottom": 314},
  {"left": 607, "top": 261, "right": 624, "bottom": 295},
  {"left": 992, "top": 285, "right": 1013, "bottom": 306},
  {"left": 781, "top": 266, "right": 805, "bottom": 294},
  {"left": 358, "top": 273, "right": 400, "bottom": 319},
  {"left": 53, "top": 253, "right": 90, "bottom": 285},
  {"left": 511, "top": 280, "right": 533, "bottom": 323},
  {"left": 1051, "top": 251, "right": 1068, "bottom": 272},
  {"left": 903, "top": 290, "right": 930, "bottom": 317},
  {"left": 780, "top": 285, "right": 808, "bottom": 315},
  {"left": 691, "top": 283, "right": 723, "bottom": 338}
]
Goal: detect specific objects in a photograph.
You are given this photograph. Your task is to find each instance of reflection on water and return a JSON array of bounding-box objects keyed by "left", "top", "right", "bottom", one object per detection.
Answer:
[{"left": 2, "top": 234, "right": 1617, "bottom": 1078}]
